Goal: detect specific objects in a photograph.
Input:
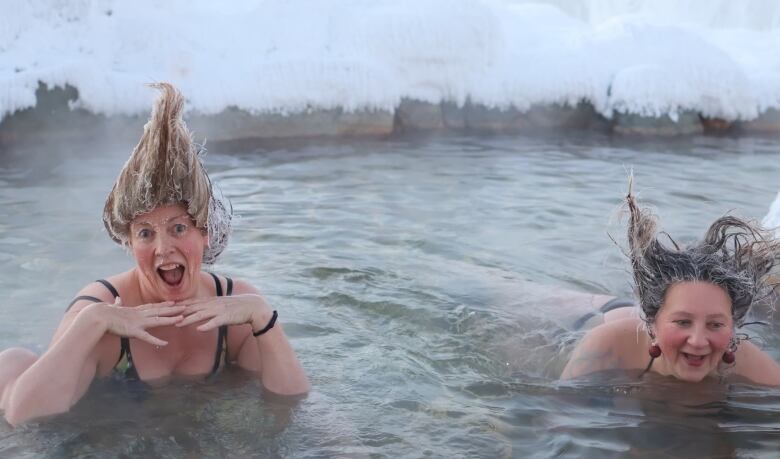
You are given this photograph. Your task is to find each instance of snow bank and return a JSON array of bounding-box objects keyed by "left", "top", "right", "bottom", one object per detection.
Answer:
[{"left": 2, "top": 0, "right": 780, "bottom": 122}]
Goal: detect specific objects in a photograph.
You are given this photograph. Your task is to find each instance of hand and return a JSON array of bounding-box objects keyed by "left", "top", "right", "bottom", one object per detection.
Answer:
[
  {"left": 95, "top": 297, "right": 185, "bottom": 346},
  {"left": 175, "top": 294, "right": 272, "bottom": 332}
]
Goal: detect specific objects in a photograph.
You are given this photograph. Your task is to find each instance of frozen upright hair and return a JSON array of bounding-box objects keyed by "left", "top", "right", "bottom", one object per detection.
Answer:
[
  {"left": 625, "top": 175, "right": 778, "bottom": 326},
  {"left": 103, "top": 83, "right": 231, "bottom": 264}
]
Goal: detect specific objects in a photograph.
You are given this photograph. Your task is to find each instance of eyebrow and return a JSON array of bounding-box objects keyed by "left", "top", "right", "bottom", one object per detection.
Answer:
[
  {"left": 668, "top": 311, "right": 728, "bottom": 319},
  {"left": 133, "top": 213, "right": 191, "bottom": 227}
]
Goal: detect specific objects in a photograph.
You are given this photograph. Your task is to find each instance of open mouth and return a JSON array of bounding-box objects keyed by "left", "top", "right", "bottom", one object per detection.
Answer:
[
  {"left": 682, "top": 352, "right": 706, "bottom": 367},
  {"left": 157, "top": 263, "right": 185, "bottom": 287}
]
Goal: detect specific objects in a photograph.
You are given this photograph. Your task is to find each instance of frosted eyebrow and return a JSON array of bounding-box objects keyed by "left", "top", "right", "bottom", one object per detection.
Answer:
[
  {"left": 167, "top": 214, "right": 192, "bottom": 224},
  {"left": 134, "top": 213, "right": 191, "bottom": 227}
]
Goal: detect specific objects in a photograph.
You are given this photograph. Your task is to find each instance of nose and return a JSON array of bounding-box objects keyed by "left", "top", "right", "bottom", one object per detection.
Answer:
[
  {"left": 687, "top": 325, "right": 709, "bottom": 348},
  {"left": 154, "top": 232, "right": 175, "bottom": 257}
]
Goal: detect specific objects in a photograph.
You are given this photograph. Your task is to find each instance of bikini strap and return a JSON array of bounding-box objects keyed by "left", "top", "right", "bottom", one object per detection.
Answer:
[
  {"left": 116, "top": 337, "right": 140, "bottom": 380},
  {"left": 65, "top": 279, "right": 119, "bottom": 312},
  {"left": 209, "top": 272, "right": 223, "bottom": 297},
  {"left": 640, "top": 356, "right": 656, "bottom": 378},
  {"left": 207, "top": 273, "right": 232, "bottom": 371},
  {"left": 572, "top": 297, "right": 636, "bottom": 330},
  {"left": 95, "top": 279, "right": 120, "bottom": 299},
  {"left": 65, "top": 295, "right": 104, "bottom": 312},
  {"left": 211, "top": 325, "right": 228, "bottom": 375}
]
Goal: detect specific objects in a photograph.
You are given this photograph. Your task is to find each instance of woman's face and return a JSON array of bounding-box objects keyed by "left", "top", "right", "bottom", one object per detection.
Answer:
[
  {"left": 653, "top": 281, "right": 734, "bottom": 382},
  {"left": 129, "top": 203, "right": 208, "bottom": 302}
]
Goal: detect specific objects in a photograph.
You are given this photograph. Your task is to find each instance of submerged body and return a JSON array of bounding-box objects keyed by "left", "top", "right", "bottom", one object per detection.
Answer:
[
  {"left": 562, "top": 177, "right": 780, "bottom": 387},
  {"left": 563, "top": 282, "right": 780, "bottom": 385},
  {"left": 1, "top": 203, "right": 309, "bottom": 426}
]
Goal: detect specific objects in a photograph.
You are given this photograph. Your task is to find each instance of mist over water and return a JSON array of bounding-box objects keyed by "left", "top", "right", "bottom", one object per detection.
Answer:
[{"left": 1, "top": 131, "right": 780, "bottom": 457}]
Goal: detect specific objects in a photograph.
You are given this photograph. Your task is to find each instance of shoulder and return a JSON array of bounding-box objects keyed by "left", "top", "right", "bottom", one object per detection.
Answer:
[
  {"left": 66, "top": 277, "right": 124, "bottom": 314},
  {"left": 207, "top": 272, "right": 262, "bottom": 296},
  {"left": 231, "top": 278, "right": 262, "bottom": 296},
  {"left": 561, "top": 317, "right": 646, "bottom": 380},
  {"left": 730, "top": 340, "right": 780, "bottom": 386},
  {"left": 581, "top": 317, "right": 645, "bottom": 345}
]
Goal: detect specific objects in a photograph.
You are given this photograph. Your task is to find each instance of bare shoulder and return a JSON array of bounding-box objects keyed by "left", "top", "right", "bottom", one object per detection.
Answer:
[
  {"left": 561, "top": 317, "right": 645, "bottom": 380},
  {"left": 52, "top": 276, "right": 127, "bottom": 371},
  {"left": 205, "top": 272, "right": 261, "bottom": 296},
  {"left": 231, "top": 278, "right": 262, "bottom": 296},
  {"left": 731, "top": 340, "right": 780, "bottom": 387},
  {"left": 63, "top": 275, "right": 126, "bottom": 317}
]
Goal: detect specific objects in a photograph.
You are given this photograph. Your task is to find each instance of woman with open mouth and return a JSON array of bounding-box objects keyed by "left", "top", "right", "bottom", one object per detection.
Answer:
[
  {"left": 1, "top": 83, "right": 309, "bottom": 426},
  {"left": 561, "top": 176, "right": 780, "bottom": 385}
]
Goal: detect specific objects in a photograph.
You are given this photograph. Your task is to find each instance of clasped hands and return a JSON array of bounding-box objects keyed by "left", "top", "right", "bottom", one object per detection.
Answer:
[{"left": 100, "top": 294, "right": 273, "bottom": 346}]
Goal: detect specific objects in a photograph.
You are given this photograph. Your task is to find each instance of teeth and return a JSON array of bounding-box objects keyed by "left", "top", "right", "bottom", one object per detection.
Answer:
[{"left": 158, "top": 263, "right": 181, "bottom": 271}]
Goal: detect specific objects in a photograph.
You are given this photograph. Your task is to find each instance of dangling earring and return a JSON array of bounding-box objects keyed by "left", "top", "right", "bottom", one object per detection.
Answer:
[
  {"left": 647, "top": 327, "right": 661, "bottom": 358},
  {"left": 722, "top": 337, "right": 738, "bottom": 364}
]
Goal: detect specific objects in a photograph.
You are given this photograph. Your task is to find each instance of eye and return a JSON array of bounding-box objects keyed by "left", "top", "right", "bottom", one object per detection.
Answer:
[
  {"left": 137, "top": 228, "right": 152, "bottom": 240},
  {"left": 673, "top": 319, "right": 692, "bottom": 327},
  {"left": 708, "top": 322, "right": 726, "bottom": 330},
  {"left": 173, "top": 223, "right": 188, "bottom": 235}
]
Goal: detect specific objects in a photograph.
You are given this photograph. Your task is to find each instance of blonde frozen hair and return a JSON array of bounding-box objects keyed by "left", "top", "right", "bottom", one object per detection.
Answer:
[{"left": 102, "top": 83, "right": 231, "bottom": 264}]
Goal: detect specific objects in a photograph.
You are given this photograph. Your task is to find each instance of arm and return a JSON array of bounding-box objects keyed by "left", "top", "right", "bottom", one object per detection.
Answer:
[
  {"left": 5, "top": 291, "right": 182, "bottom": 426},
  {"left": 241, "top": 305, "right": 310, "bottom": 396},
  {"left": 560, "top": 319, "right": 638, "bottom": 380},
  {"left": 177, "top": 280, "right": 310, "bottom": 396},
  {"left": 5, "top": 302, "right": 106, "bottom": 425}
]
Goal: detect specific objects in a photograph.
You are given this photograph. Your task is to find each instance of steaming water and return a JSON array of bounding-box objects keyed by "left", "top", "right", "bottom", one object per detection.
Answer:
[{"left": 1, "top": 133, "right": 780, "bottom": 457}]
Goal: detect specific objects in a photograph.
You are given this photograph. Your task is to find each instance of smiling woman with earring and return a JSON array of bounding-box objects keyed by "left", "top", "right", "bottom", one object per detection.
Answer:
[{"left": 562, "top": 175, "right": 780, "bottom": 385}]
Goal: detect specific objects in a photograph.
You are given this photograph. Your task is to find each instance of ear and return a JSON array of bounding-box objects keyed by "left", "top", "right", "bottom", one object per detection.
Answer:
[
  {"left": 201, "top": 228, "right": 210, "bottom": 247},
  {"left": 645, "top": 321, "right": 657, "bottom": 340}
]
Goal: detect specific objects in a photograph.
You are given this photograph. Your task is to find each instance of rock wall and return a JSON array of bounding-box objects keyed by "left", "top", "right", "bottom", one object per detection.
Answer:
[{"left": 2, "top": 84, "right": 780, "bottom": 148}]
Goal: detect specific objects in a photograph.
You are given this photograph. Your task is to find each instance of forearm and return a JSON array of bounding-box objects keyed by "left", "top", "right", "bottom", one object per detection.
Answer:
[
  {"left": 6, "top": 304, "right": 106, "bottom": 424},
  {"left": 250, "top": 318, "right": 310, "bottom": 396}
]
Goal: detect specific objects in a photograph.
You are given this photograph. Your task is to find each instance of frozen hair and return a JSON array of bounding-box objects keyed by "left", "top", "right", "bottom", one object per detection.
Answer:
[
  {"left": 102, "top": 83, "right": 231, "bottom": 264},
  {"left": 625, "top": 175, "right": 778, "bottom": 327}
]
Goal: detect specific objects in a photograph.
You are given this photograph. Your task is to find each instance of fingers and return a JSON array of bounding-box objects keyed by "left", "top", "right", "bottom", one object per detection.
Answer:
[
  {"left": 136, "top": 331, "right": 168, "bottom": 347},
  {"left": 136, "top": 300, "right": 176, "bottom": 311},
  {"left": 175, "top": 297, "right": 211, "bottom": 307},
  {"left": 196, "top": 317, "right": 223, "bottom": 332},
  {"left": 143, "top": 315, "right": 184, "bottom": 329},
  {"left": 142, "top": 305, "right": 187, "bottom": 318},
  {"left": 175, "top": 309, "right": 216, "bottom": 328}
]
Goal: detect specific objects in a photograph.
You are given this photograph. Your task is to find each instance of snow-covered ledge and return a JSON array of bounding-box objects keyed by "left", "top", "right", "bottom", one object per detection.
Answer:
[{"left": 4, "top": 85, "right": 780, "bottom": 146}]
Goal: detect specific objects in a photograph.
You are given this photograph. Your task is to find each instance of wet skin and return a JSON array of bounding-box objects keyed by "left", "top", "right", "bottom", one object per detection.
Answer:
[
  {"left": 129, "top": 204, "right": 210, "bottom": 303},
  {"left": 650, "top": 281, "right": 733, "bottom": 382}
]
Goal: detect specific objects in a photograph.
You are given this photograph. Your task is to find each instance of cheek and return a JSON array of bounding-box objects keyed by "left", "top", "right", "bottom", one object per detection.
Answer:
[
  {"left": 708, "top": 330, "right": 732, "bottom": 350},
  {"left": 183, "top": 237, "right": 206, "bottom": 264},
  {"left": 131, "top": 243, "right": 154, "bottom": 264},
  {"left": 656, "top": 326, "right": 688, "bottom": 351}
]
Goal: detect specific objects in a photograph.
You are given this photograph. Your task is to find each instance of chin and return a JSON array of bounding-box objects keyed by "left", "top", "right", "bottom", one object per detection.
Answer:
[
  {"left": 674, "top": 365, "right": 714, "bottom": 383},
  {"left": 677, "top": 373, "right": 708, "bottom": 383},
  {"left": 146, "top": 274, "right": 193, "bottom": 302},
  {"left": 159, "top": 281, "right": 196, "bottom": 302}
]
